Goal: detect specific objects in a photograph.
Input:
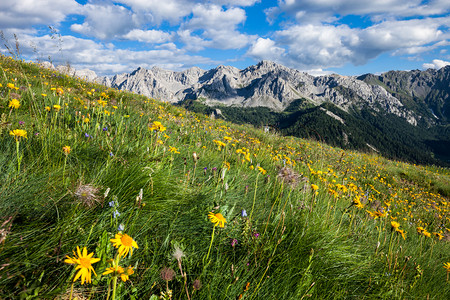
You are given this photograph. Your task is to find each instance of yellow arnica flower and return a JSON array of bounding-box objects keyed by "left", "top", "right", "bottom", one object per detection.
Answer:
[
  {"left": 64, "top": 246, "right": 100, "bottom": 285},
  {"left": 444, "top": 262, "right": 450, "bottom": 271},
  {"left": 149, "top": 121, "right": 166, "bottom": 132},
  {"left": 63, "top": 146, "right": 71, "bottom": 155},
  {"left": 7, "top": 83, "right": 15, "bottom": 89},
  {"left": 103, "top": 265, "right": 124, "bottom": 276},
  {"left": 10, "top": 129, "right": 27, "bottom": 140},
  {"left": 120, "top": 266, "right": 134, "bottom": 282},
  {"left": 84, "top": 118, "right": 90, "bottom": 123},
  {"left": 9, "top": 99, "right": 20, "bottom": 109},
  {"left": 257, "top": 166, "right": 267, "bottom": 175},
  {"left": 311, "top": 184, "right": 319, "bottom": 191},
  {"left": 110, "top": 233, "right": 139, "bottom": 257},
  {"left": 395, "top": 228, "right": 406, "bottom": 240},
  {"left": 391, "top": 221, "right": 400, "bottom": 229},
  {"left": 53, "top": 104, "right": 61, "bottom": 111},
  {"left": 208, "top": 212, "right": 227, "bottom": 228},
  {"left": 45, "top": 106, "right": 51, "bottom": 112}
]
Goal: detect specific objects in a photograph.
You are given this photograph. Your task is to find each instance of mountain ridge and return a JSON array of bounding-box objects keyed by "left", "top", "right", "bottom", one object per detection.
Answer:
[{"left": 96, "top": 61, "right": 449, "bottom": 128}]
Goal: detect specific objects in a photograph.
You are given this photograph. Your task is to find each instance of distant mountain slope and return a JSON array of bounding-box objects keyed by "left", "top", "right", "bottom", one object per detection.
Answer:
[{"left": 358, "top": 66, "right": 450, "bottom": 124}]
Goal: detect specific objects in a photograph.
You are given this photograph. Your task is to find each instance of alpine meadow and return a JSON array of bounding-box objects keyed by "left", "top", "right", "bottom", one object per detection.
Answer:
[{"left": 1, "top": 54, "right": 450, "bottom": 300}]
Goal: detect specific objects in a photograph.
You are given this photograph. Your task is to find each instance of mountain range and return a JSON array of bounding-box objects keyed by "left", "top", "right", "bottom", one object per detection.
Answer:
[{"left": 61, "top": 60, "right": 450, "bottom": 165}]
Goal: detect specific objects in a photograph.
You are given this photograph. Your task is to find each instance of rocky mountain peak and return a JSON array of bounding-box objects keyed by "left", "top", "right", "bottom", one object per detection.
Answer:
[{"left": 98, "top": 61, "right": 450, "bottom": 125}]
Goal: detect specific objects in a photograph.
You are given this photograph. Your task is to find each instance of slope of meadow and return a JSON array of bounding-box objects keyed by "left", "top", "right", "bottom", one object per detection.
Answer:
[{"left": 0, "top": 54, "right": 449, "bottom": 299}]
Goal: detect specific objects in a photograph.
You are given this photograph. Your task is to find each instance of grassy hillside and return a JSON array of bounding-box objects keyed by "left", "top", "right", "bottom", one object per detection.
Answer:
[{"left": 0, "top": 54, "right": 449, "bottom": 299}]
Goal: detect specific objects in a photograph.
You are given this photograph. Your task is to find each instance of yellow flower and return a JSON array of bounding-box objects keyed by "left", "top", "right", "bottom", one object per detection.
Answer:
[
  {"left": 64, "top": 246, "right": 100, "bottom": 285},
  {"left": 9, "top": 129, "right": 27, "bottom": 140},
  {"left": 169, "top": 146, "right": 180, "bottom": 154},
  {"left": 110, "top": 233, "right": 139, "bottom": 257},
  {"left": 311, "top": 184, "right": 319, "bottom": 191},
  {"left": 422, "top": 230, "right": 431, "bottom": 238},
  {"left": 53, "top": 104, "right": 61, "bottom": 111},
  {"left": 120, "top": 266, "right": 134, "bottom": 282},
  {"left": 63, "top": 146, "right": 71, "bottom": 155},
  {"left": 7, "top": 83, "right": 15, "bottom": 89},
  {"left": 444, "top": 262, "right": 450, "bottom": 272},
  {"left": 257, "top": 166, "right": 267, "bottom": 175},
  {"left": 8, "top": 99, "right": 20, "bottom": 109},
  {"left": 149, "top": 121, "right": 166, "bottom": 132},
  {"left": 391, "top": 221, "right": 400, "bottom": 230},
  {"left": 395, "top": 228, "right": 406, "bottom": 240},
  {"left": 84, "top": 118, "right": 90, "bottom": 123},
  {"left": 433, "top": 232, "right": 443, "bottom": 240},
  {"left": 213, "top": 139, "right": 226, "bottom": 150},
  {"left": 41, "top": 93, "right": 47, "bottom": 97},
  {"left": 208, "top": 212, "right": 227, "bottom": 228},
  {"left": 103, "top": 265, "right": 124, "bottom": 276},
  {"left": 353, "top": 197, "right": 364, "bottom": 209},
  {"left": 45, "top": 106, "right": 51, "bottom": 112}
]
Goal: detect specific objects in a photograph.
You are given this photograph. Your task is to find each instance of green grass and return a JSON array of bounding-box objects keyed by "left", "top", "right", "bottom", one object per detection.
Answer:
[{"left": 0, "top": 54, "right": 449, "bottom": 299}]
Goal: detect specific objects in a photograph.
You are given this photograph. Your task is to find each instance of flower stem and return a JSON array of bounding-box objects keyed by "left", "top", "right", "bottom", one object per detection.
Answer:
[
  {"left": 249, "top": 172, "right": 260, "bottom": 221},
  {"left": 15, "top": 140, "right": 20, "bottom": 173},
  {"left": 69, "top": 281, "right": 74, "bottom": 300},
  {"left": 206, "top": 225, "right": 216, "bottom": 261}
]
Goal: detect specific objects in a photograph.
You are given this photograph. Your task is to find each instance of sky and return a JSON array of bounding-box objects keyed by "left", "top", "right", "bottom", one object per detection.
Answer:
[{"left": 0, "top": 0, "right": 449, "bottom": 76}]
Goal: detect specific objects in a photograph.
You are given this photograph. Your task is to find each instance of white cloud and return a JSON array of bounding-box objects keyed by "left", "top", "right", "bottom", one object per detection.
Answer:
[
  {"left": 210, "top": 0, "right": 260, "bottom": 7},
  {"left": 247, "top": 17, "right": 450, "bottom": 70},
  {"left": 117, "top": 0, "right": 194, "bottom": 24},
  {"left": 123, "top": 29, "right": 174, "bottom": 44},
  {"left": 182, "top": 4, "right": 253, "bottom": 50},
  {"left": 70, "top": 3, "right": 137, "bottom": 40},
  {"left": 267, "top": 0, "right": 450, "bottom": 23},
  {"left": 423, "top": 59, "right": 450, "bottom": 69},
  {"left": 247, "top": 38, "right": 285, "bottom": 61},
  {"left": 188, "top": 4, "right": 246, "bottom": 31},
  {"left": 0, "top": 0, "right": 79, "bottom": 29},
  {"left": 2, "top": 32, "right": 213, "bottom": 75}
]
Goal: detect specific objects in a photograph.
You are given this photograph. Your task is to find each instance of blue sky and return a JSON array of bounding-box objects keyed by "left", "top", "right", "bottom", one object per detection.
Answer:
[{"left": 1, "top": 0, "right": 449, "bottom": 76}]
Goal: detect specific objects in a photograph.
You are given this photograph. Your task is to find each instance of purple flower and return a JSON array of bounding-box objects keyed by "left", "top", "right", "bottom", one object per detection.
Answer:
[
  {"left": 231, "top": 239, "right": 238, "bottom": 247},
  {"left": 19, "top": 121, "right": 25, "bottom": 125},
  {"left": 253, "top": 232, "right": 260, "bottom": 238},
  {"left": 84, "top": 133, "right": 90, "bottom": 138},
  {"left": 113, "top": 210, "right": 120, "bottom": 218},
  {"left": 241, "top": 209, "right": 247, "bottom": 217},
  {"left": 109, "top": 152, "right": 114, "bottom": 157},
  {"left": 118, "top": 224, "right": 124, "bottom": 231},
  {"left": 103, "top": 127, "right": 108, "bottom": 131},
  {"left": 108, "top": 201, "right": 115, "bottom": 207}
]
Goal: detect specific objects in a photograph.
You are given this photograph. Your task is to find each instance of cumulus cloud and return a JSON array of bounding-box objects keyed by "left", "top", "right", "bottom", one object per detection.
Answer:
[
  {"left": 182, "top": 4, "right": 254, "bottom": 50},
  {"left": 0, "top": 0, "right": 79, "bottom": 29},
  {"left": 2, "top": 32, "right": 212, "bottom": 75},
  {"left": 211, "top": 0, "right": 260, "bottom": 7},
  {"left": 117, "top": 0, "right": 194, "bottom": 24},
  {"left": 123, "top": 29, "right": 174, "bottom": 44},
  {"left": 266, "top": 0, "right": 450, "bottom": 23},
  {"left": 70, "top": 3, "right": 138, "bottom": 40},
  {"left": 247, "top": 17, "right": 450, "bottom": 70},
  {"left": 423, "top": 59, "right": 450, "bottom": 69},
  {"left": 247, "top": 38, "right": 285, "bottom": 61}
]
